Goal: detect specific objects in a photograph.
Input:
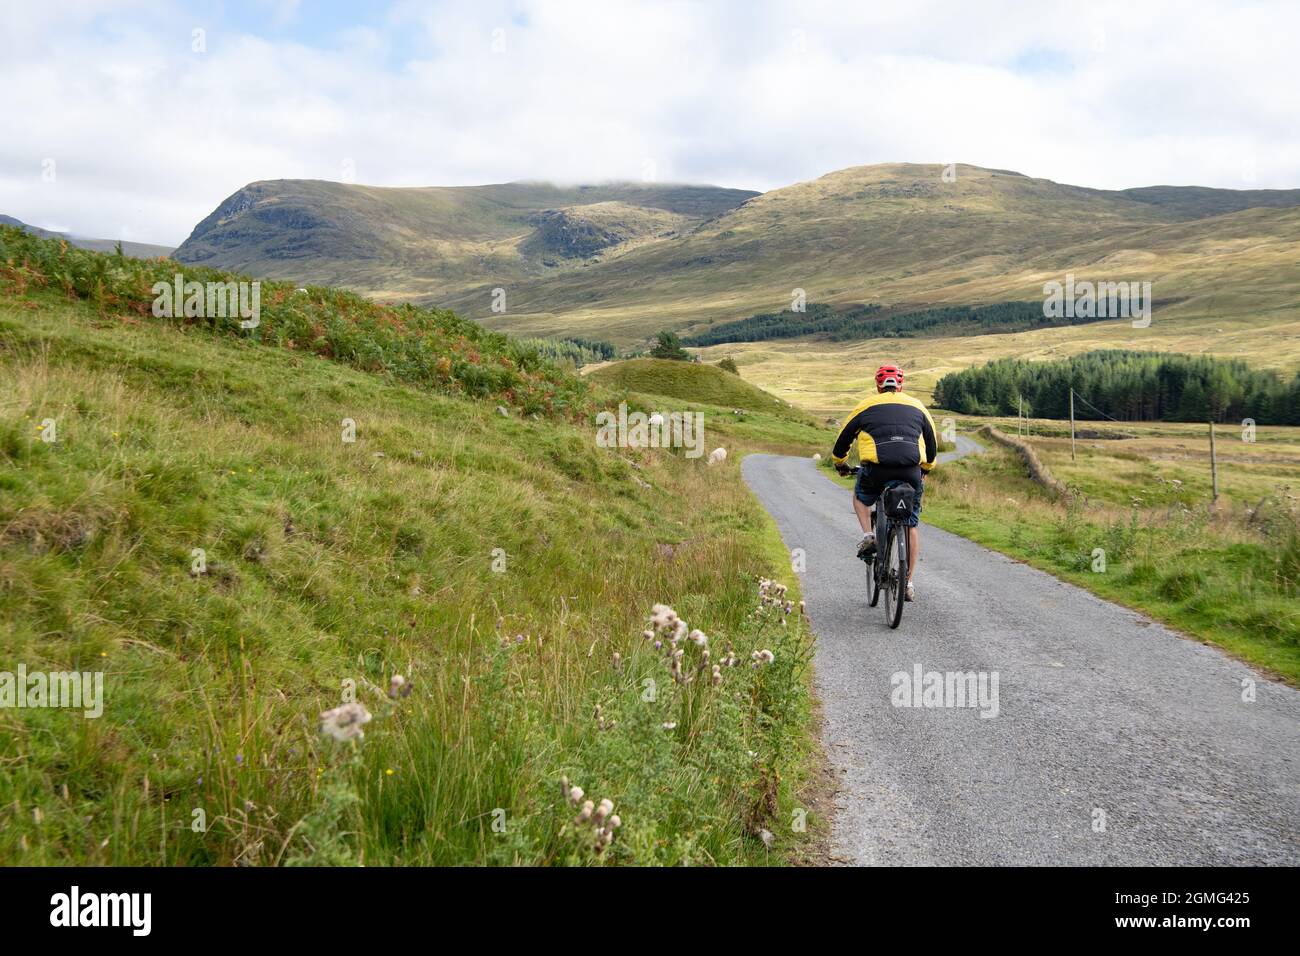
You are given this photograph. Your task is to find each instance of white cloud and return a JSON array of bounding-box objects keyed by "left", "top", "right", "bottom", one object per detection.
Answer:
[{"left": 2, "top": 0, "right": 1298, "bottom": 245}]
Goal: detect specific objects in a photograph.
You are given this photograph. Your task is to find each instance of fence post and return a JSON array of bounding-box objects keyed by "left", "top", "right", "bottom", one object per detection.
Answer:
[
  {"left": 1209, "top": 420, "right": 1219, "bottom": 503},
  {"left": 1069, "top": 388, "right": 1076, "bottom": 462}
]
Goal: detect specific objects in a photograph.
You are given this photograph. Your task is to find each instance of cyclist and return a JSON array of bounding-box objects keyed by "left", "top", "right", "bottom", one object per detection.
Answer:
[{"left": 831, "top": 364, "right": 938, "bottom": 602}]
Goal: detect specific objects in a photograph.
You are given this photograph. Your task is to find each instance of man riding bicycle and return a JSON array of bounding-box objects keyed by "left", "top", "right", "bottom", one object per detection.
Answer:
[{"left": 831, "top": 364, "right": 938, "bottom": 602}]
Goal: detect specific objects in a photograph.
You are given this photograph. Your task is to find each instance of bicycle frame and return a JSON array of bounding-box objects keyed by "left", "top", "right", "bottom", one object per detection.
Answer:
[
  {"left": 855, "top": 471, "right": 909, "bottom": 628},
  {"left": 872, "top": 496, "right": 900, "bottom": 587}
]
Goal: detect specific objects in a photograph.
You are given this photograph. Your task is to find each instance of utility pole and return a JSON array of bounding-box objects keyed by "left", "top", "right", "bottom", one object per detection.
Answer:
[
  {"left": 1069, "top": 388, "right": 1076, "bottom": 462},
  {"left": 1209, "top": 420, "right": 1219, "bottom": 503},
  {"left": 1018, "top": 393, "right": 1023, "bottom": 437}
]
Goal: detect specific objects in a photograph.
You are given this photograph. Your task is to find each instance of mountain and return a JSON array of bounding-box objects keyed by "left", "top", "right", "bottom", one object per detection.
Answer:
[
  {"left": 0, "top": 214, "right": 174, "bottom": 259},
  {"left": 1118, "top": 185, "right": 1300, "bottom": 219},
  {"left": 443, "top": 163, "right": 1300, "bottom": 343},
  {"left": 172, "top": 165, "right": 1300, "bottom": 354},
  {"left": 172, "top": 179, "right": 757, "bottom": 302}
]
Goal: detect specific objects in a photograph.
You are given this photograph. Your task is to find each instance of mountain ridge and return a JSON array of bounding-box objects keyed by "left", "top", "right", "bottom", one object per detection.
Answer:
[
  {"left": 172, "top": 178, "right": 758, "bottom": 302},
  {"left": 169, "top": 163, "right": 1300, "bottom": 354},
  {"left": 448, "top": 163, "right": 1300, "bottom": 343},
  {"left": 0, "top": 214, "right": 174, "bottom": 259}
]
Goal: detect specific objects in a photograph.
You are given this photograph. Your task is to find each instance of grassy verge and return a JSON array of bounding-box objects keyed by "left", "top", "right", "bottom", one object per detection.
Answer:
[
  {"left": 921, "top": 433, "right": 1300, "bottom": 682},
  {"left": 582, "top": 379, "right": 835, "bottom": 861},
  {"left": 0, "top": 241, "right": 825, "bottom": 865}
]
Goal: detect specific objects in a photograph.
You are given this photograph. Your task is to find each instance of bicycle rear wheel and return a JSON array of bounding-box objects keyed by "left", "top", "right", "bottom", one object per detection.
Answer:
[{"left": 884, "top": 523, "right": 907, "bottom": 629}]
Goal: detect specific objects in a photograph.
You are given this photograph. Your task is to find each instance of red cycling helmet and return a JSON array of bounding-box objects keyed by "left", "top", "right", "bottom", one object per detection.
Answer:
[{"left": 875, "top": 364, "right": 904, "bottom": 390}]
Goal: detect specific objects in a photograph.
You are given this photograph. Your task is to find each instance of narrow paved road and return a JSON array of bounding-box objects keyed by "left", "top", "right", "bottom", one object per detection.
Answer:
[
  {"left": 937, "top": 433, "right": 985, "bottom": 465},
  {"left": 743, "top": 451, "right": 1299, "bottom": 865}
]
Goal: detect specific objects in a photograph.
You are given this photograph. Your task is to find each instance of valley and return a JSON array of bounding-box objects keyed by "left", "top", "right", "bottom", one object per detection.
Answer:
[
  {"left": 8, "top": 159, "right": 1300, "bottom": 867},
  {"left": 164, "top": 164, "right": 1300, "bottom": 393}
]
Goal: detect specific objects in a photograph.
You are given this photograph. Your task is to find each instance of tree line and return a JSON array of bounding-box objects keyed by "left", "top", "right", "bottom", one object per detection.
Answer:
[
  {"left": 932, "top": 350, "right": 1300, "bottom": 424},
  {"left": 682, "top": 303, "right": 882, "bottom": 346},
  {"left": 682, "top": 300, "right": 1115, "bottom": 347},
  {"left": 516, "top": 335, "right": 617, "bottom": 368}
]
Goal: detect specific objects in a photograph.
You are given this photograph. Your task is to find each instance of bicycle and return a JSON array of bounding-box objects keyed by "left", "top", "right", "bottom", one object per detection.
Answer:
[{"left": 853, "top": 467, "right": 915, "bottom": 629}]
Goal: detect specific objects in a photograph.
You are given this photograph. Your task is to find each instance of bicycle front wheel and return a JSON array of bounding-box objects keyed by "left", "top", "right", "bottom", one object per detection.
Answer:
[{"left": 884, "top": 523, "right": 907, "bottom": 629}]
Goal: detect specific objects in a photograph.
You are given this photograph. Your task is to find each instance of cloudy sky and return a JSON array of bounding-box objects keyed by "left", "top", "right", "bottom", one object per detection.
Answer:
[{"left": 4, "top": 0, "right": 1298, "bottom": 246}]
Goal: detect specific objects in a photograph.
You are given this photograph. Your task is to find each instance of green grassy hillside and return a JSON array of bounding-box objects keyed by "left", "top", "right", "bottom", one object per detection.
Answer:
[
  {"left": 588, "top": 358, "right": 813, "bottom": 422},
  {"left": 173, "top": 179, "right": 756, "bottom": 304},
  {"left": 0, "top": 231, "right": 823, "bottom": 866},
  {"left": 0, "top": 225, "right": 587, "bottom": 419}
]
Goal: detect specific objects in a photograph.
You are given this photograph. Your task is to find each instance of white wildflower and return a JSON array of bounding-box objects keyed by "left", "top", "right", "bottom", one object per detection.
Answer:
[
  {"left": 319, "top": 702, "right": 372, "bottom": 742},
  {"left": 649, "top": 603, "right": 678, "bottom": 630}
]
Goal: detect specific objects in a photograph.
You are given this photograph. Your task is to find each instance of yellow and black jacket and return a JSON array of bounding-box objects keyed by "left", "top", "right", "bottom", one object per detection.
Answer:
[{"left": 832, "top": 390, "right": 939, "bottom": 472}]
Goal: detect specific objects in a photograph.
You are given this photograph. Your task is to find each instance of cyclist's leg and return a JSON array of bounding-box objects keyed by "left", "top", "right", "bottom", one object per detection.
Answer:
[
  {"left": 853, "top": 467, "right": 882, "bottom": 554},
  {"left": 852, "top": 496, "right": 872, "bottom": 534},
  {"left": 904, "top": 470, "right": 924, "bottom": 583},
  {"left": 852, "top": 465, "right": 876, "bottom": 532}
]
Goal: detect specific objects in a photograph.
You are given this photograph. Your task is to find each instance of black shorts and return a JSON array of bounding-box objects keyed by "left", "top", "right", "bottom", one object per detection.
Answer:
[{"left": 854, "top": 464, "right": 924, "bottom": 527}]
